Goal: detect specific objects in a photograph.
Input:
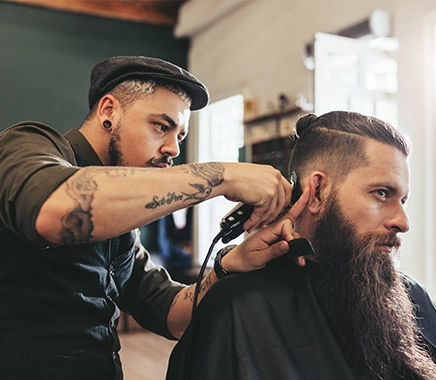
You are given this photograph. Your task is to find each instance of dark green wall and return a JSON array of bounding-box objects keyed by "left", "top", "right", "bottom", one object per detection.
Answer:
[
  {"left": 0, "top": 2, "right": 190, "bottom": 251},
  {"left": 0, "top": 2, "right": 189, "bottom": 136}
]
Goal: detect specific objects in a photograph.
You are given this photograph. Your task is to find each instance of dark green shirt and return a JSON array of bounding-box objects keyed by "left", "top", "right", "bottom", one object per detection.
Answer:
[{"left": 0, "top": 122, "right": 184, "bottom": 380}]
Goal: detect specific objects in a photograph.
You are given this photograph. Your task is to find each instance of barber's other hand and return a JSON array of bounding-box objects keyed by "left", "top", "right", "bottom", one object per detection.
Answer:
[
  {"left": 221, "top": 188, "right": 309, "bottom": 273},
  {"left": 221, "top": 163, "right": 293, "bottom": 233}
]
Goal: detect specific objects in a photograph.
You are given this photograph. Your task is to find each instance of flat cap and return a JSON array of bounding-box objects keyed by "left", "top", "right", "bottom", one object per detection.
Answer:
[{"left": 88, "top": 56, "right": 209, "bottom": 111}]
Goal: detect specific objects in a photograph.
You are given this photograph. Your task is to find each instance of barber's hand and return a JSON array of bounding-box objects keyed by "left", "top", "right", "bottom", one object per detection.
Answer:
[
  {"left": 221, "top": 163, "right": 293, "bottom": 233},
  {"left": 221, "top": 188, "right": 309, "bottom": 273}
]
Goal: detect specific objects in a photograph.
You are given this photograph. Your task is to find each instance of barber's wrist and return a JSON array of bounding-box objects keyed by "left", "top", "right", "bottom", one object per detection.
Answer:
[{"left": 214, "top": 245, "right": 238, "bottom": 279}]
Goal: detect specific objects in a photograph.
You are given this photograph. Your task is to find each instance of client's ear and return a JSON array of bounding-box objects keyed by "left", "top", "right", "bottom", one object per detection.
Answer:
[{"left": 306, "top": 171, "right": 329, "bottom": 214}]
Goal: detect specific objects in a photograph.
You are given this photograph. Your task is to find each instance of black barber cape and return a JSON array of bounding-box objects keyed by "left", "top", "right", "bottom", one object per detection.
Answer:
[{"left": 166, "top": 254, "right": 436, "bottom": 380}]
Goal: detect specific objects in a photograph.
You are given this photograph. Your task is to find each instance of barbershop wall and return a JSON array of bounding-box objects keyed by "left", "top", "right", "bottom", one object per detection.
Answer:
[
  {"left": 178, "top": 0, "right": 436, "bottom": 296},
  {"left": 0, "top": 2, "right": 189, "bottom": 136},
  {"left": 0, "top": 2, "right": 190, "bottom": 250}
]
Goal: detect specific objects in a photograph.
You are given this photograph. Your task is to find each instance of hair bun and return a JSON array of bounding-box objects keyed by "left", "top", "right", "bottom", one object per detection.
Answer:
[{"left": 296, "top": 113, "right": 318, "bottom": 137}]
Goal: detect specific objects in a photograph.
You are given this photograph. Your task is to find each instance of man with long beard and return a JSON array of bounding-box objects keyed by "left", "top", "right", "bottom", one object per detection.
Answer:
[{"left": 166, "top": 111, "right": 436, "bottom": 380}]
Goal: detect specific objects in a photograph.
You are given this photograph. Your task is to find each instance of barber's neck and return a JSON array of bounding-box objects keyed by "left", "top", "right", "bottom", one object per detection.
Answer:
[{"left": 79, "top": 119, "right": 111, "bottom": 166}]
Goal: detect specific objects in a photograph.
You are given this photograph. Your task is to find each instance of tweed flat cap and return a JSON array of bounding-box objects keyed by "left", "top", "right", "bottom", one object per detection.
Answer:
[{"left": 88, "top": 56, "right": 209, "bottom": 111}]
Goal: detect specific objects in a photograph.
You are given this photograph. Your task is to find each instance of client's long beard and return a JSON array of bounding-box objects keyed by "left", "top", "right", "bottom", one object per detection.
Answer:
[{"left": 312, "top": 195, "right": 436, "bottom": 379}]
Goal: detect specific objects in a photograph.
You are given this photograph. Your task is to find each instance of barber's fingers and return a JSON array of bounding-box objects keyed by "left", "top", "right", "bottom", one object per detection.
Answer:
[
  {"left": 245, "top": 175, "right": 292, "bottom": 233},
  {"left": 266, "top": 176, "right": 290, "bottom": 224},
  {"left": 255, "top": 240, "right": 291, "bottom": 266},
  {"left": 234, "top": 239, "right": 291, "bottom": 272},
  {"left": 288, "top": 189, "right": 310, "bottom": 267},
  {"left": 296, "top": 256, "right": 307, "bottom": 267},
  {"left": 281, "top": 229, "right": 308, "bottom": 268},
  {"left": 253, "top": 195, "right": 280, "bottom": 231},
  {"left": 224, "top": 217, "right": 305, "bottom": 273},
  {"left": 247, "top": 228, "right": 303, "bottom": 269},
  {"left": 286, "top": 187, "right": 310, "bottom": 223},
  {"left": 284, "top": 175, "right": 294, "bottom": 211},
  {"left": 248, "top": 187, "right": 310, "bottom": 244}
]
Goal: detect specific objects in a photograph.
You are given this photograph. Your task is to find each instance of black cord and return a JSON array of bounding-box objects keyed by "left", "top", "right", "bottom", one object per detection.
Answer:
[
  {"left": 191, "top": 229, "right": 225, "bottom": 319},
  {"left": 179, "top": 229, "right": 225, "bottom": 380}
]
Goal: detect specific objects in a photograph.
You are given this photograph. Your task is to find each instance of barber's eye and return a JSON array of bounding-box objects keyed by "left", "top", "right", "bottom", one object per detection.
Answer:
[{"left": 156, "top": 123, "right": 168, "bottom": 132}]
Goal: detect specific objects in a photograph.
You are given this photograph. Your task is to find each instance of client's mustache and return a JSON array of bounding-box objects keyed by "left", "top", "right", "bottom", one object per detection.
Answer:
[{"left": 374, "top": 233, "right": 402, "bottom": 250}]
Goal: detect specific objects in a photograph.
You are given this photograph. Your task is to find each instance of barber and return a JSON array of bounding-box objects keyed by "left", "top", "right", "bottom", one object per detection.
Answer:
[{"left": 0, "top": 56, "right": 296, "bottom": 380}]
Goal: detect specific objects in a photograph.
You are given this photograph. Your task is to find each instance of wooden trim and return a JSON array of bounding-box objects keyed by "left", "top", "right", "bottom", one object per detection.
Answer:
[{"left": 3, "top": 0, "right": 184, "bottom": 25}]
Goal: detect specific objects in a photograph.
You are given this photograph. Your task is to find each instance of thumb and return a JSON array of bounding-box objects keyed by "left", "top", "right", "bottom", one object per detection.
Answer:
[
  {"left": 251, "top": 240, "right": 290, "bottom": 270},
  {"left": 269, "top": 240, "right": 290, "bottom": 259}
]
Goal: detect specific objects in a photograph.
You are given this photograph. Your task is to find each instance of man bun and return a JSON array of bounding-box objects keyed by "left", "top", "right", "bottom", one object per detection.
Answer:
[{"left": 295, "top": 113, "right": 318, "bottom": 138}]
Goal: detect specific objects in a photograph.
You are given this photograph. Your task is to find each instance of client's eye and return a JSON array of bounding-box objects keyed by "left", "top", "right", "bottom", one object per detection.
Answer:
[{"left": 375, "top": 189, "right": 388, "bottom": 200}]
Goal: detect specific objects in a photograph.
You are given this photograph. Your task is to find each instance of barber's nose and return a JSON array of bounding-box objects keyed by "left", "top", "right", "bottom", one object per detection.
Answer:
[
  {"left": 388, "top": 204, "right": 410, "bottom": 233},
  {"left": 161, "top": 136, "right": 180, "bottom": 158}
]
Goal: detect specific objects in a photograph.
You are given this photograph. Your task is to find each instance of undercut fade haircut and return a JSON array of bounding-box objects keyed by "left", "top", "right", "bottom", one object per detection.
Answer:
[
  {"left": 86, "top": 79, "right": 192, "bottom": 120},
  {"left": 288, "top": 111, "right": 411, "bottom": 183}
]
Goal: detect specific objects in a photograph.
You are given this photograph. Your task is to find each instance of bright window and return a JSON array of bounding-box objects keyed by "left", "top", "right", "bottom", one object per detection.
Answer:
[{"left": 196, "top": 94, "right": 244, "bottom": 265}]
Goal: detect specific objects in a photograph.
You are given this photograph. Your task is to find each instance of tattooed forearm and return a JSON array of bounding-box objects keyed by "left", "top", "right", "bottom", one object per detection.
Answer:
[
  {"left": 185, "top": 162, "right": 224, "bottom": 187},
  {"left": 181, "top": 183, "right": 211, "bottom": 204},
  {"left": 200, "top": 273, "right": 213, "bottom": 295},
  {"left": 60, "top": 180, "right": 95, "bottom": 244},
  {"left": 145, "top": 163, "right": 223, "bottom": 209},
  {"left": 170, "top": 287, "right": 194, "bottom": 310},
  {"left": 145, "top": 192, "right": 185, "bottom": 209},
  {"left": 104, "top": 167, "right": 136, "bottom": 178},
  {"left": 183, "top": 287, "right": 195, "bottom": 303},
  {"left": 170, "top": 273, "right": 213, "bottom": 310},
  {"left": 145, "top": 182, "right": 212, "bottom": 209},
  {"left": 59, "top": 167, "right": 138, "bottom": 243}
]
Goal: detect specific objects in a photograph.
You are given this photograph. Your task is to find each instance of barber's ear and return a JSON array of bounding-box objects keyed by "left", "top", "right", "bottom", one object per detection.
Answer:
[
  {"left": 97, "top": 95, "right": 116, "bottom": 121},
  {"left": 306, "top": 172, "right": 329, "bottom": 214}
]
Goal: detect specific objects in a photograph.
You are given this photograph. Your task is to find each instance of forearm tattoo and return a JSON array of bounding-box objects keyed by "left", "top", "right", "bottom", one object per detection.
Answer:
[
  {"left": 145, "top": 162, "right": 225, "bottom": 209},
  {"left": 59, "top": 163, "right": 225, "bottom": 242},
  {"left": 187, "top": 162, "right": 225, "bottom": 187},
  {"left": 170, "top": 272, "right": 213, "bottom": 310},
  {"left": 60, "top": 167, "right": 132, "bottom": 244},
  {"left": 200, "top": 273, "right": 213, "bottom": 295}
]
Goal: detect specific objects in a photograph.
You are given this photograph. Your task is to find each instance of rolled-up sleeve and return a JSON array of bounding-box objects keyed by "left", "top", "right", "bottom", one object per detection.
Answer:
[
  {"left": 119, "top": 231, "right": 186, "bottom": 339},
  {"left": 0, "top": 122, "right": 79, "bottom": 246}
]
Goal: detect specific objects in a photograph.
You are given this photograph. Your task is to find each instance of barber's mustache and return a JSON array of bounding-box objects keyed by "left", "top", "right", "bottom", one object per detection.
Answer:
[{"left": 149, "top": 155, "right": 174, "bottom": 167}]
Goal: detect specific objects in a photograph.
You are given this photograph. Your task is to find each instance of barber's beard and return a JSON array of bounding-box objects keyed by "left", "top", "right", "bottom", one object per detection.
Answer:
[
  {"left": 108, "top": 125, "right": 122, "bottom": 166},
  {"left": 312, "top": 195, "right": 436, "bottom": 379},
  {"left": 107, "top": 122, "right": 173, "bottom": 167}
]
